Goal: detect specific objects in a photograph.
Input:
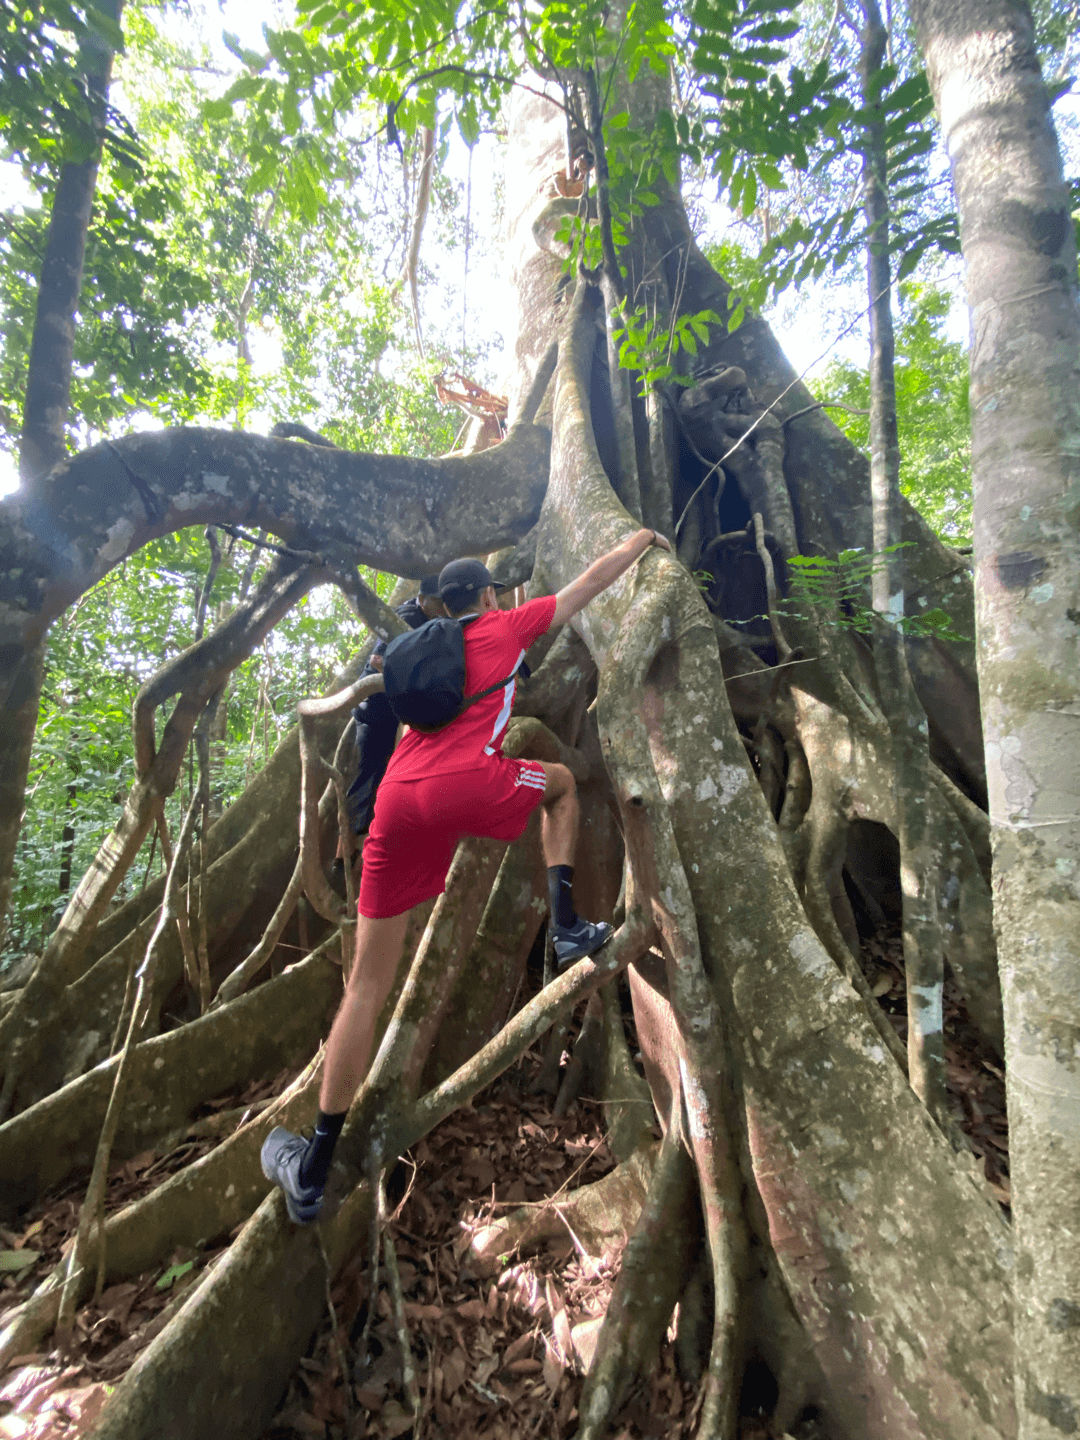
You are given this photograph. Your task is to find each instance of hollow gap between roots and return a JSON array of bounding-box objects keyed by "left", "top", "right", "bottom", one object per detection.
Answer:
[{"left": 843, "top": 820, "right": 1009, "bottom": 1209}]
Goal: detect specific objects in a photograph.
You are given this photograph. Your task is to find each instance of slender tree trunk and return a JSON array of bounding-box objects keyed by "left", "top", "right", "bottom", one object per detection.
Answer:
[
  {"left": 909, "top": 0, "right": 1080, "bottom": 1429},
  {"left": 19, "top": 0, "right": 124, "bottom": 485},
  {"left": 860, "top": 0, "right": 947, "bottom": 1119},
  {"left": 58, "top": 772, "right": 78, "bottom": 898},
  {"left": 0, "top": 651, "right": 45, "bottom": 954},
  {"left": 3, "top": 0, "right": 124, "bottom": 951}
]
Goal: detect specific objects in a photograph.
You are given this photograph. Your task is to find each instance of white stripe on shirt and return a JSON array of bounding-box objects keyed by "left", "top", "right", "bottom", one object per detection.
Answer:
[{"left": 482, "top": 647, "right": 526, "bottom": 756}]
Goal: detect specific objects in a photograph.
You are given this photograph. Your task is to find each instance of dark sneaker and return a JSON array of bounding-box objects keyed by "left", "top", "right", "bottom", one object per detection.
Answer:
[
  {"left": 260, "top": 1127, "right": 324, "bottom": 1224},
  {"left": 550, "top": 917, "right": 613, "bottom": 971}
]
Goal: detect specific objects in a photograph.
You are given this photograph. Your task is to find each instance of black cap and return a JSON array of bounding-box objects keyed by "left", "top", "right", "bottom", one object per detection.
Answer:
[
  {"left": 418, "top": 574, "right": 441, "bottom": 597},
  {"left": 438, "top": 558, "right": 506, "bottom": 611}
]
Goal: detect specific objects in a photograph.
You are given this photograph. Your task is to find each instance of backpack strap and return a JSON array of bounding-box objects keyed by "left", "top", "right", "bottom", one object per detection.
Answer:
[
  {"left": 460, "top": 671, "right": 520, "bottom": 709},
  {"left": 455, "top": 615, "right": 522, "bottom": 712}
]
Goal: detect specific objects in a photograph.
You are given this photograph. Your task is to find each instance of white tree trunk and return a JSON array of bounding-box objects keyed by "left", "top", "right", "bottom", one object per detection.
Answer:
[{"left": 909, "top": 0, "right": 1080, "bottom": 1430}]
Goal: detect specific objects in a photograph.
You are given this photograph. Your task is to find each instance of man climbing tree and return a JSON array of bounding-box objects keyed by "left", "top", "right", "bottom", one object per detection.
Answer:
[
  {"left": 3, "top": 0, "right": 1079, "bottom": 1432},
  {"left": 262, "top": 528, "right": 670, "bottom": 1221}
]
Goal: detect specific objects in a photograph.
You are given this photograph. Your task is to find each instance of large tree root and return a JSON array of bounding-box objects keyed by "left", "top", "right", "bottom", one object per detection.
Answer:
[
  {"left": 0, "top": 1057, "right": 323, "bottom": 1369},
  {"left": 0, "top": 944, "right": 341, "bottom": 1214},
  {"left": 2, "top": 802, "right": 308, "bottom": 1113},
  {"left": 83, "top": 1177, "right": 378, "bottom": 1440},
  {"left": 465, "top": 1141, "right": 656, "bottom": 1272},
  {"left": 792, "top": 684, "right": 1003, "bottom": 1055},
  {"left": 78, "top": 916, "right": 651, "bottom": 1440},
  {"left": 422, "top": 818, "right": 546, "bottom": 1084},
  {"left": 576, "top": 1123, "right": 699, "bottom": 1438}
]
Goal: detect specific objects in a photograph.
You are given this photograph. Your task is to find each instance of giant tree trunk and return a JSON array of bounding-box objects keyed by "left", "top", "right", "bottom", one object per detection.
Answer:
[
  {"left": 907, "top": 0, "right": 1080, "bottom": 1431},
  {"left": 508, "top": 86, "right": 1010, "bottom": 1440},
  {"left": 0, "top": 58, "right": 1019, "bottom": 1440}
]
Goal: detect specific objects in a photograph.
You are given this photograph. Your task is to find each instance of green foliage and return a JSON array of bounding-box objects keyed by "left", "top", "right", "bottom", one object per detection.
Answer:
[
  {"left": 0, "top": 0, "right": 129, "bottom": 173},
  {"left": 776, "top": 546, "right": 966, "bottom": 641},
  {"left": 684, "top": 0, "right": 848, "bottom": 223},
  {"left": 231, "top": 0, "right": 521, "bottom": 165},
  {"left": 724, "top": 65, "right": 957, "bottom": 313},
  {"left": 612, "top": 305, "right": 725, "bottom": 391},
  {"left": 0, "top": 4, "right": 471, "bottom": 463},
  {"left": 155, "top": 1259, "right": 195, "bottom": 1290},
  {"left": 734, "top": 543, "right": 967, "bottom": 644},
  {"left": 5, "top": 527, "right": 398, "bottom": 963},
  {"left": 816, "top": 283, "right": 972, "bottom": 544},
  {"left": 0, "top": 162, "right": 216, "bottom": 447}
]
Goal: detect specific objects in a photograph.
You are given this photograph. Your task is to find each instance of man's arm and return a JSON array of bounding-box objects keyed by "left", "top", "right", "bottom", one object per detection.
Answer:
[{"left": 552, "top": 528, "right": 671, "bottom": 626}]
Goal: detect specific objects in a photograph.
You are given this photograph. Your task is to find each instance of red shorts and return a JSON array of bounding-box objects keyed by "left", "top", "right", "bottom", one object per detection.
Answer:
[{"left": 358, "top": 757, "right": 548, "bottom": 918}]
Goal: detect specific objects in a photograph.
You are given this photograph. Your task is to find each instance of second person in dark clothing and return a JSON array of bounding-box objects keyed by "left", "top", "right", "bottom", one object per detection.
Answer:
[{"left": 345, "top": 577, "right": 445, "bottom": 838}]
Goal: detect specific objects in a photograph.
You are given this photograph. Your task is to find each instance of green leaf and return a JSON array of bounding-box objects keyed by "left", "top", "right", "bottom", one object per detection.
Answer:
[
  {"left": 222, "top": 33, "right": 267, "bottom": 71},
  {"left": 156, "top": 1260, "right": 196, "bottom": 1291},
  {"left": 224, "top": 74, "right": 265, "bottom": 105},
  {"left": 201, "top": 98, "right": 235, "bottom": 122},
  {"left": 0, "top": 1249, "right": 40, "bottom": 1272},
  {"left": 282, "top": 91, "right": 302, "bottom": 136}
]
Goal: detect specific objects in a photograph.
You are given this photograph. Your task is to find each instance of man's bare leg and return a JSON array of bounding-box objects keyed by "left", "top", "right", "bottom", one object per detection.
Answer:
[
  {"left": 534, "top": 760, "right": 612, "bottom": 967},
  {"left": 261, "top": 906, "right": 411, "bottom": 1221},
  {"left": 320, "top": 909, "right": 413, "bottom": 1112},
  {"left": 537, "top": 760, "right": 578, "bottom": 866}
]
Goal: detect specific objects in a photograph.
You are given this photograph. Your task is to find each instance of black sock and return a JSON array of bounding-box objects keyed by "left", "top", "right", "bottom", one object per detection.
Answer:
[
  {"left": 547, "top": 864, "right": 576, "bottom": 929},
  {"left": 299, "top": 1109, "right": 346, "bottom": 1190}
]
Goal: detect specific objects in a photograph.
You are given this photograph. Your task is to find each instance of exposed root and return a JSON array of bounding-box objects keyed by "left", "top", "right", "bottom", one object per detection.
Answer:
[
  {"left": 57, "top": 786, "right": 204, "bottom": 1340},
  {"left": 421, "top": 823, "right": 546, "bottom": 1085},
  {"left": 576, "top": 1123, "right": 698, "bottom": 1438},
  {"left": 554, "top": 992, "right": 603, "bottom": 1118},
  {"left": 211, "top": 850, "right": 305, "bottom": 1007},
  {"left": 0, "top": 559, "right": 325, "bottom": 1120},
  {"left": 596, "top": 980, "right": 656, "bottom": 1162},
  {"left": 412, "top": 914, "right": 653, "bottom": 1148},
  {"left": 0, "top": 1058, "right": 321, "bottom": 1371},
  {"left": 0, "top": 943, "right": 341, "bottom": 1214},
  {"left": 2, "top": 808, "right": 307, "bottom": 1115},
  {"left": 466, "top": 1143, "right": 655, "bottom": 1274}
]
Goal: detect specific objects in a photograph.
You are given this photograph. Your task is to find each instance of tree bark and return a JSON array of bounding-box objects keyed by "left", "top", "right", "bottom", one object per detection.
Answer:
[
  {"left": 0, "top": 39, "right": 1041, "bottom": 1440},
  {"left": 512, "top": 84, "right": 1013, "bottom": 1438},
  {"left": 0, "top": 423, "right": 548, "bottom": 960},
  {"left": 5, "top": 0, "right": 124, "bottom": 950},
  {"left": 860, "top": 0, "right": 947, "bottom": 1118},
  {"left": 908, "top": 0, "right": 1080, "bottom": 1429},
  {"left": 19, "top": 0, "right": 124, "bottom": 485}
]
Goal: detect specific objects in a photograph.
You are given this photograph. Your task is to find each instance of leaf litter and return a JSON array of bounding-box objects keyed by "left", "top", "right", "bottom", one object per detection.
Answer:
[
  {"left": 0, "top": 930, "right": 1009, "bottom": 1440},
  {"left": 263, "top": 1053, "right": 702, "bottom": 1440}
]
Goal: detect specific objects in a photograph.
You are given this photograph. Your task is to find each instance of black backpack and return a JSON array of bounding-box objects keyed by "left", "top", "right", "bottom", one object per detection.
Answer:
[{"left": 381, "top": 617, "right": 518, "bottom": 733}]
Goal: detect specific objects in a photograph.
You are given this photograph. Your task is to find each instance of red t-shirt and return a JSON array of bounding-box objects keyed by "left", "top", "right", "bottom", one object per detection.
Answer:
[{"left": 384, "top": 595, "right": 557, "bottom": 782}]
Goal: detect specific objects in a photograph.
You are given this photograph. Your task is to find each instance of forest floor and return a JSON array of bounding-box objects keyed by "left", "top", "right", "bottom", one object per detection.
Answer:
[{"left": 0, "top": 926, "right": 1008, "bottom": 1440}]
